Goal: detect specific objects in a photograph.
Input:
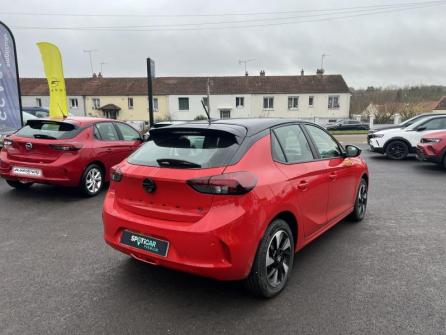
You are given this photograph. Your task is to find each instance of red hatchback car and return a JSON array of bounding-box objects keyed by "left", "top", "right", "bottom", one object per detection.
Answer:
[
  {"left": 0, "top": 117, "right": 142, "bottom": 196},
  {"left": 103, "top": 119, "right": 369, "bottom": 297},
  {"left": 416, "top": 130, "right": 446, "bottom": 168}
]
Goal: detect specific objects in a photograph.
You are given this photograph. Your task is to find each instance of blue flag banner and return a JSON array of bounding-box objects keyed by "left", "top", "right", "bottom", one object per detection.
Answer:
[{"left": 0, "top": 22, "right": 22, "bottom": 133}]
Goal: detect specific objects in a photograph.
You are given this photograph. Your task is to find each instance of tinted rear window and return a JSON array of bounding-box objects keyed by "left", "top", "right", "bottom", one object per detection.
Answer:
[
  {"left": 15, "top": 120, "right": 81, "bottom": 140},
  {"left": 128, "top": 130, "right": 239, "bottom": 168}
]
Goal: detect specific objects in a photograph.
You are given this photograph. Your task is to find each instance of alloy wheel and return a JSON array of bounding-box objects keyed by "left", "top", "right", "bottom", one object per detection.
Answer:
[
  {"left": 387, "top": 142, "right": 407, "bottom": 159},
  {"left": 357, "top": 183, "right": 368, "bottom": 218},
  {"left": 86, "top": 168, "right": 102, "bottom": 194},
  {"left": 266, "top": 230, "right": 292, "bottom": 287}
]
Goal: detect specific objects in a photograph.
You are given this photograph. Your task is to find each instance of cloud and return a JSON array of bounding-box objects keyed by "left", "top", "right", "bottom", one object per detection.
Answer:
[{"left": 3, "top": 0, "right": 445, "bottom": 88}]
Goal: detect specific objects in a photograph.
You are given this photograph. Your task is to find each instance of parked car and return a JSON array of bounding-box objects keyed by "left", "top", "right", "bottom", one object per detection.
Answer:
[
  {"left": 416, "top": 130, "right": 446, "bottom": 168},
  {"left": 103, "top": 118, "right": 369, "bottom": 297},
  {"left": 326, "top": 119, "right": 369, "bottom": 131},
  {"left": 368, "top": 112, "right": 446, "bottom": 138},
  {"left": 368, "top": 115, "right": 446, "bottom": 160},
  {"left": 0, "top": 117, "right": 143, "bottom": 196},
  {"left": 22, "top": 107, "right": 50, "bottom": 118},
  {"left": 0, "top": 111, "right": 39, "bottom": 148}
]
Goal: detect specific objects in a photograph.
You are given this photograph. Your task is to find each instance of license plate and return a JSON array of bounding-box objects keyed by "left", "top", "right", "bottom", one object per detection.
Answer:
[
  {"left": 11, "top": 166, "right": 42, "bottom": 177},
  {"left": 120, "top": 230, "right": 169, "bottom": 257}
]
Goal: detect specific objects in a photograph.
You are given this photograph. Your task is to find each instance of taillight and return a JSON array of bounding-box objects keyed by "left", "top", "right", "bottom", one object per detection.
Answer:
[
  {"left": 111, "top": 167, "right": 123, "bottom": 182},
  {"left": 187, "top": 171, "right": 257, "bottom": 195},
  {"left": 49, "top": 143, "right": 83, "bottom": 151}
]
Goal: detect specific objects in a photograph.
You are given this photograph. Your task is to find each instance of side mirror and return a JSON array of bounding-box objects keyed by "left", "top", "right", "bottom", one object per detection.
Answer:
[
  {"left": 416, "top": 126, "right": 427, "bottom": 132},
  {"left": 345, "top": 145, "right": 361, "bottom": 158}
]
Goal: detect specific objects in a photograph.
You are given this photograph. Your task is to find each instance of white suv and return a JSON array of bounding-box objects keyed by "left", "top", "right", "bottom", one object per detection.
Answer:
[{"left": 368, "top": 115, "right": 446, "bottom": 160}]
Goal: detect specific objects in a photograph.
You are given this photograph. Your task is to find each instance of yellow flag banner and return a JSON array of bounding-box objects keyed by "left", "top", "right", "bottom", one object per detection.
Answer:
[{"left": 36, "top": 42, "right": 68, "bottom": 118}]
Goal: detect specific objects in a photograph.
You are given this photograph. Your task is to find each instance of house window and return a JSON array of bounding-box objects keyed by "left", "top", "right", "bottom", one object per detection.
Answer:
[
  {"left": 220, "top": 110, "right": 231, "bottom": 119},
  {"left": 328, "top": 95, "right": 340, "bottom": 109},
  {"left": 309, "top": 96, "right": 314, "bottom": 107},
  {"left": 288, "top": 96, "right": 299, "bottom": 109},
  {"left": 263, "top": 97, "right": 274, "bottom": 109},
  {"left": 236, "top": 97, "right": 244, "bottom": 108},
  {"left": 92, "top": 98, "right": 100, "bottom": 109},
  {"left": 36, "top": 98, "right": 42, "bottom": 107},
  {"left": 128, "top": 97, "right": 134, "bottom": 109},
  {"left": 70, "top": 98, "right": 78, "bottom": 108},
  {"left": 153, "top": 98, "right": 159, "bottom": 111},
  {"left": 178, "top": 97, "right": 189, "bottom": 111}
]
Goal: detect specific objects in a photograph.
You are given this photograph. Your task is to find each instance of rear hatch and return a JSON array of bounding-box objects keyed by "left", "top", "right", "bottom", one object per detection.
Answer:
[
  {"left": 113, "top": 126, "right": 245, "bottom": 222},
  {"left": 5, "top": 119, "right": 83, "bottom": 163}
]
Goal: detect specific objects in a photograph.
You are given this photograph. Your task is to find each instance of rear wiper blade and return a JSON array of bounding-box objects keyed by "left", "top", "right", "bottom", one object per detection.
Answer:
[
  {"left": 156, "top": 158, "right": 201, "bottom": 168},
  {"left": 33, "top": 134, "right": 57, "bottom": 139}
]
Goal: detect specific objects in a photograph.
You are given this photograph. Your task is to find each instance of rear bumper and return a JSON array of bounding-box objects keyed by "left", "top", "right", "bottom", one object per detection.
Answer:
[
  {"left": 0, "top": 151, "right": 84, "bottom": 187},
  {"left": 102, "top": 189, "right": 260, "bottom": 281}
]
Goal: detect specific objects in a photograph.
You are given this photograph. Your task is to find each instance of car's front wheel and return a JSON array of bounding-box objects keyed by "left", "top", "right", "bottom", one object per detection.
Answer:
[
  {"left": 385, "top": 140, "right": 409, "bottom": 160},
  {"left": 245, "top": 219, "right": 294, "bottom": 298},
  {"left": 5, "top": 180, "right": 33, "bottom": 190},
  {"left": 442, "top": 154, "right": 446, "bottom": 169},
  {"left": 80, "top": 164, "right": 104, "bottom": 197}
]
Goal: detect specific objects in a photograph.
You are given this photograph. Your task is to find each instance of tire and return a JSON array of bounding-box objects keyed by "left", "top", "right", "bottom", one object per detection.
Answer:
[
  {"left": 349, "top": 178, "right": 368, "bottom": 222},
  {"left": 385, "top": 140, "right": 409, "bottom": 160},
  {"left": 80, "top": 164, "right": 104, "bottom": 197},
  {"left": 5, "top": 180, "right": 33, "bottom": 189},
  {"left": 442, "top": 154, "right": 446, "bottom": 170},
  {"left": 245, "top": 219, "right": 294, "bottom": 298}
]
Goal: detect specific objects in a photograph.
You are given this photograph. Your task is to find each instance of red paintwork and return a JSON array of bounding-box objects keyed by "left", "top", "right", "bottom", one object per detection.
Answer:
[
  {"left": 103, "top": 133, "right": 369, "bottom": 281},
  {"left": 417, "top": 131, "right": 446, "bottom": 164},
  {"left": 0, "top": 117, "right": 141, "bottom": 187}
]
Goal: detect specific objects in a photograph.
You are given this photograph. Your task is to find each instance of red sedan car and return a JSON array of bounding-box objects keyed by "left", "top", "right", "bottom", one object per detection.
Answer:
[
  {"left": 0, "top": 117, "right": 142, "bottom": 196},
  {"left": 416, "top": 130, "right": 446, "bottom": 168},
  {"left": 103, "top": 119, "right": 369, "bottom": 297}
]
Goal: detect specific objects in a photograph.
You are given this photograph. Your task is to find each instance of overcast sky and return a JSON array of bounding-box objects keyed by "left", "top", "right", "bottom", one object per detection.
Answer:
[{"left": 1, "top": 0, "right": 445, "bottom": 88}]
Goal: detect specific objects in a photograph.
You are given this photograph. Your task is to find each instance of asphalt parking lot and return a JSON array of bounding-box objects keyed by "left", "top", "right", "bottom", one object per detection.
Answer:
[{"left": 1, "top": 143, "right": 445, "bottom": 335}]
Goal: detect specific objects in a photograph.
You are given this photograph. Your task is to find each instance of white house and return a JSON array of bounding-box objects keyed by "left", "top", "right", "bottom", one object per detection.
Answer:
[{"left": 20, "top": 74, "right": 351, "bottom": 123}]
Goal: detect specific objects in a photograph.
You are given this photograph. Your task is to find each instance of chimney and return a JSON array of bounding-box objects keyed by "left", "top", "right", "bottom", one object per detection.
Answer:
[
  {"left": 316, "top": 68, "right": 325, "bottom": 76},
  {"left": 92, "top": 72, "right": 97, "bottom": 78},
  {"left": 301, "top": 68, "right": 304, "bottom": 76},
  {"left": 245, "top": 71, "right": 249, "bottom": 76},
  {"left": 98, "top": 72, "right": 103, "bottom": 78},
  {"left": 260, "top": 70, "right": 265, "bottom": 76}
]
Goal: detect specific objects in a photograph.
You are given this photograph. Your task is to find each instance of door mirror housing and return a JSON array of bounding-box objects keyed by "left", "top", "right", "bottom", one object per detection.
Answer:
[
  {"left": 416, "top": 126, "right": 427, "bottom": 132},
  {"left": 344, "top": 145, "right": 361, "bottom": 157}
]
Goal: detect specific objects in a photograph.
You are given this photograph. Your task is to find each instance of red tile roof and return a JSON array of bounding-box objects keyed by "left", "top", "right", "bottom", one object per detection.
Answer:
[{"left": 20, "top": 75, "right": 350, "bottom": 96}]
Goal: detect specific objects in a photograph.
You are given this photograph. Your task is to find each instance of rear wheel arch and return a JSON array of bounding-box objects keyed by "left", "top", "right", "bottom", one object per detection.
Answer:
[
  {"left": 271, "top": 211, "right": 298, "bottom": 250},
  {"left": 361, "top": 173, "right": 369, "bottom": 185},
  {"left": 86, "top": 160, "right": 107, "bottom": 180}
]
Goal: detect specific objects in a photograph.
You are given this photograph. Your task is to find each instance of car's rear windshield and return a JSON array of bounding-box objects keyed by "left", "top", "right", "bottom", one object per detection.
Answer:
[
  {"left": 128, "top": 130, "right": 240, "bottom": 168},
  {"left": 15, "top": 120, "right": 81, "bottom": 140}
]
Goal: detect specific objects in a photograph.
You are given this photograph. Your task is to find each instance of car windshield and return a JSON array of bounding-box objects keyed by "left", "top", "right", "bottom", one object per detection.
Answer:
[
  {"left": 128, "top": 130, "right": 240, "bottom": 169},
  {"left": 14, "top": 120, "right": 81, "bottom": 140}
]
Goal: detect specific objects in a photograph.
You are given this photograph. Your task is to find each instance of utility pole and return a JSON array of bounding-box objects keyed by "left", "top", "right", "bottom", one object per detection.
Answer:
[
  {"left": 238, "top": 58, "right": 255, "bottom": 75},
  {"left": 83, "top": 49, "right": 98, "bottom": 76},
  {"left": 147, "top": 58, "right": 155, "bottom": 127}
]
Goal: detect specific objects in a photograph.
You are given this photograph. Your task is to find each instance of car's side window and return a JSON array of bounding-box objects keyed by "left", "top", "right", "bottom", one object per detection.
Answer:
[
  {"left": 95, "top": 122, "right": 120, "bottom": 141},
  {"left": 422, "top": 117, "right": 446, "bottom": 131},
  {"left": 305, "top": 125, "right": 342, "bottom": 159},
  {"left": 114, "top": 122, "right": 141, "bottom": 141},
  {"left": 272, "top": 125, "right": 314, "bottom": 163}
]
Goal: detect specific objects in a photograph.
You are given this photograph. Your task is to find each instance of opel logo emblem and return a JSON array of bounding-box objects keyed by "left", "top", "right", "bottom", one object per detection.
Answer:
[
  {"left": 142, "top": 178, "right": 156, "bottom": 193},
  {"left": 25, "top": 143, "right": 33, "bottom": 151}
]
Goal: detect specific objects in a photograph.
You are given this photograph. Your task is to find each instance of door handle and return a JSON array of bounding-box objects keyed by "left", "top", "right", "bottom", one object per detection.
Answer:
[
  {"left": 297, "top": 180, "right": 309, "bottom": 191},
  {"left": 329, "top": 173, "right": 337, "bottom": 181}
]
